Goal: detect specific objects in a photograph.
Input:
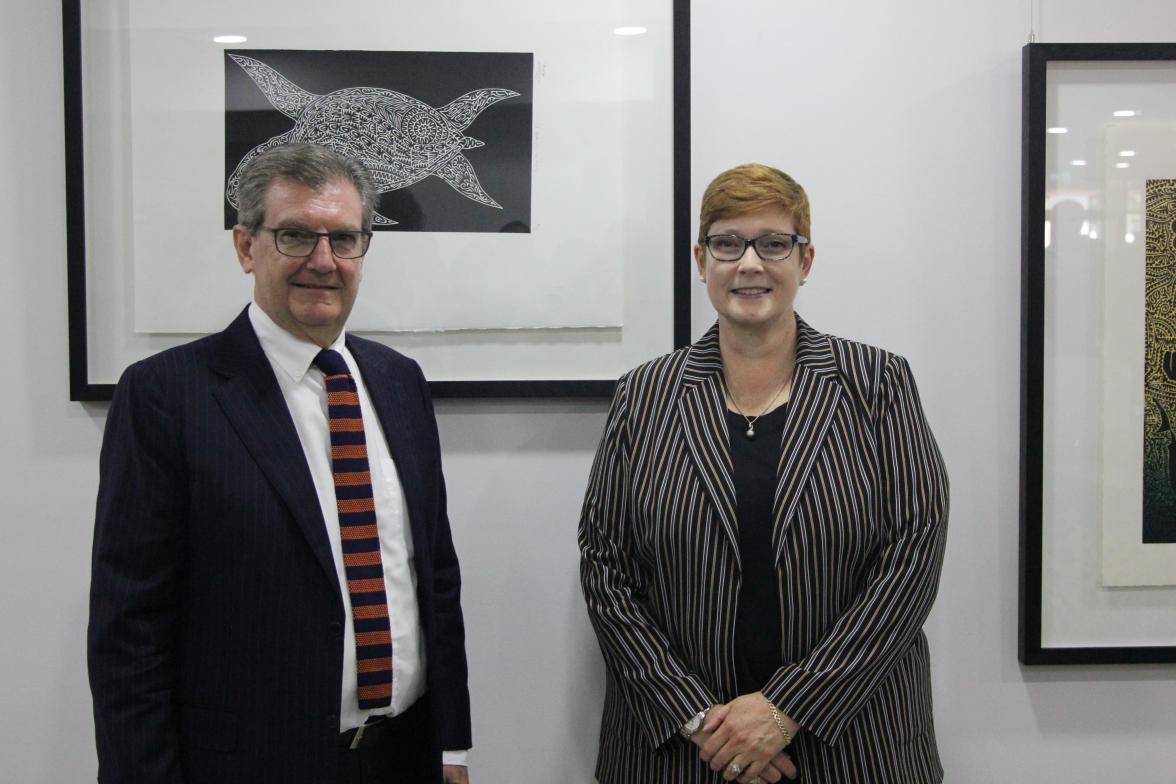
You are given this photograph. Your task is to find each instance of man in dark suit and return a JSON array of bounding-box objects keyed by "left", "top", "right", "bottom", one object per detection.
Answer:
[{"left": 88, "top": 143, "right": 471, "bottom": 784}]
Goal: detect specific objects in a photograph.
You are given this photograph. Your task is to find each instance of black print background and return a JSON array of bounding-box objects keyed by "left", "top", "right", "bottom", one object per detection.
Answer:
[{"left": 224, "top": 49, "right": 533, "bottom": 233}]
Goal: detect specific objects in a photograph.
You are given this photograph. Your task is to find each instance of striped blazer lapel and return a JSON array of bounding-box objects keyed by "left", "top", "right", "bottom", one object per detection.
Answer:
[
  {"left": 772, "top": 316, "right": 842, "bottom": 562},
  {"left": 676, "top": 325, "right": 741, "bottom": 564}
]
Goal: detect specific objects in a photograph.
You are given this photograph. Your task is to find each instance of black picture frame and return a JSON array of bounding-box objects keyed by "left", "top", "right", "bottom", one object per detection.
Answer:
[
  {"left": 1020, "top": 42, "right": 1176, "bottom": 665},
  {"left": 62, "top": 1, "right": 691, "bottom": 400}
]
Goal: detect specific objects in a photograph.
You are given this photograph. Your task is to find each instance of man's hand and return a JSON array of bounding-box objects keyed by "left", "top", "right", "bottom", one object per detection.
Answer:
[
  {"left": 691, "top": 713, "right": 796, "bottom": 782},
  {"left": 443, "top": 764, "right": 469, "bottom": 784},
  {"left": 696, "top": 694, "right": 799, "bottom": 781}
]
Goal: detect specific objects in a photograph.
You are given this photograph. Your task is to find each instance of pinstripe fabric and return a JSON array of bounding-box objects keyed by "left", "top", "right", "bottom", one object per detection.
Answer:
[
  {"left": 579, "top": 317, "right": 948, "bottom": 783},
  {"left": 88, "top": 309, "right": 470, "bottom": 784}
]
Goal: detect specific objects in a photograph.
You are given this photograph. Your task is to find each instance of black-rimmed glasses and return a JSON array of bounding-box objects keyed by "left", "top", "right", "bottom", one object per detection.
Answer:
[
  {"left": 261, "top": 227, "right": 373, "bottom": 259},
  {"left": 703, "top": 232, "right": 808, "bottom": 262}
]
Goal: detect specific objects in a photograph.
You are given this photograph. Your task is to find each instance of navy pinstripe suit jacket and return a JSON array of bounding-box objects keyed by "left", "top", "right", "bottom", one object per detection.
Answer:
[
  {"left": 580, "top": 317, "right": 948, "bottom": 783},
  {"left": 88, "top": 308, "right": 470, "bottom": 784}
]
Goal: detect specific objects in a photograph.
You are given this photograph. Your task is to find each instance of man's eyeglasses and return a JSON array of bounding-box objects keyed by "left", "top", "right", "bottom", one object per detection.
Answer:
[
  {"left": 703, "top": 232, "right": 808, "bottom": 262},
  {"left": 261, "top": 227, "right": 373, "bottom": 259}
]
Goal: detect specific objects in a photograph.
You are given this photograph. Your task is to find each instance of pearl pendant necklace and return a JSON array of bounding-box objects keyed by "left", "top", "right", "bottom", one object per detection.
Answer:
[{"left": 727, "top": 378, "right": 790, "bottom": 440}]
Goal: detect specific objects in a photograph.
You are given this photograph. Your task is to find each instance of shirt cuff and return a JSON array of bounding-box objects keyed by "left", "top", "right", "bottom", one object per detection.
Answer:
[{"left": 442, "top": 749, "right": 469, "bottom": 767}]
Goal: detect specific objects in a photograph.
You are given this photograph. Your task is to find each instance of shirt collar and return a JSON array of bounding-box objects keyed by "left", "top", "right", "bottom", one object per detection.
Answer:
[{"left": 248, "top": 302, "right": 347, "bottom": 383}]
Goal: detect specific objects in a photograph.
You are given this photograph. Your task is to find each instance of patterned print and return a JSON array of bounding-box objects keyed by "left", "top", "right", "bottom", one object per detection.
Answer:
[
  {"left": 579, "top": 317, "right": 949, "bottom": 783},
  {"left": 1143, "top": 179, "right": 1176, "bottom": 543},
  {"left": 226, "top": 53, "right": 519, "bottom": 226}
]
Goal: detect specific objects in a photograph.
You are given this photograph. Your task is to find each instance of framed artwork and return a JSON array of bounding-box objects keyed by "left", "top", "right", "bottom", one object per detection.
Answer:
[
  {"left": 1020, "top": 42, "right": 1176, "bottom": 665},
  {"left": 63, "top": 0, "right": 691, "bottom": 399}
]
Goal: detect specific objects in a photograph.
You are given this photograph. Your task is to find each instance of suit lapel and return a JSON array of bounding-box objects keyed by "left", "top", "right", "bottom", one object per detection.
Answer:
[
  {"left": 677, "top": 325, "right": 741, "bottom": 565},
  {"left": 209, "top": 309, "right": 340, "bottom": 591},
  {"left": 346, "top": 339, "right": 428, "bottom": 567},
  {"left": 772, "top": 316, "right": 841, "bottom": 563}
]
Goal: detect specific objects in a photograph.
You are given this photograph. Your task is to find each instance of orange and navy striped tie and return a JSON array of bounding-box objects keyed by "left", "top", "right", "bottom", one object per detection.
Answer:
[{"left": 314, "top": 349, "right": 393, "bottom": 709}]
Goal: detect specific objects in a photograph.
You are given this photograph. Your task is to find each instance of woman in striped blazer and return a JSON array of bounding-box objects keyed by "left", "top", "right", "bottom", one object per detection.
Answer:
[{"left": 579, "top": 164, "right": 948, "bottom": 783}]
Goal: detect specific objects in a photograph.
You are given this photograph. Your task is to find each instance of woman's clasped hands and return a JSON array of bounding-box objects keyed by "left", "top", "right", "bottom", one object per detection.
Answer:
[{"left": 692, "top": 693, "right": 800, "bottom": 783}]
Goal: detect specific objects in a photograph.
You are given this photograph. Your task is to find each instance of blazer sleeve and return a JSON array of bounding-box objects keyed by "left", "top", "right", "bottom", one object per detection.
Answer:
[
  {"left": 412, "top": 365, "right": 472, "bottom": 752},
  {"left": 761, "top": 354, "right": 949, "bottom": 745},
  {"left": 88, "top": 360, "right": 187, "bottom": 783},
  {"left": 578, "top": 375, "right": 719, "bottom": 749}
]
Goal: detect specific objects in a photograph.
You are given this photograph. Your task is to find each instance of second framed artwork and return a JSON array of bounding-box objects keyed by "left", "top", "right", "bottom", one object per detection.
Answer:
[
  {"left": 64, "top": 0, "right": 691, "bottom": 398},
  {"left": 1020, "top": 42, "right": 1176, "bottom": 665}
]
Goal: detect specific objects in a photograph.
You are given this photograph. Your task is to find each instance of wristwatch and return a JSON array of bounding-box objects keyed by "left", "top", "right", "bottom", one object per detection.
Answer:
[{"left": 679, "top": 708, "right": 709, "bottom": 739}]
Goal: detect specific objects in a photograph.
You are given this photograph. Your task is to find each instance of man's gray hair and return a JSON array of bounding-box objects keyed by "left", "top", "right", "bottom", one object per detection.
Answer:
[{"left": 235, "top": 143, "right": 379, "bottom": 232}]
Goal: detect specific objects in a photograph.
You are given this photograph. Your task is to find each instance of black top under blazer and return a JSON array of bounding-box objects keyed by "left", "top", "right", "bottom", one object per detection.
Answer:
[
  {"left": 579, "top": 317, "right": 949, "bottom": 783},
  {"left": 88, "top": 308, "right": 470, "bottom": 784}
]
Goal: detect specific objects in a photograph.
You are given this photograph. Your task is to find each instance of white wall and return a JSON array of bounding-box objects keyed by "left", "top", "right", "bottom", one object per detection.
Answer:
[{"left": 1, "top": 1, "right": 1173, "bottom": 782}]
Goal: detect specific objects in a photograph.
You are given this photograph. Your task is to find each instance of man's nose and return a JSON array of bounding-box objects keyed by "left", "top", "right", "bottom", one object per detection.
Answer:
[{"left": 304, "top": 236, "right": 338, "bottom": 271}]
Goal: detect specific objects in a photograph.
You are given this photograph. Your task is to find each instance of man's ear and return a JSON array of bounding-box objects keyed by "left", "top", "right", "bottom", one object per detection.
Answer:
[{"left": 232, "top": 225, "right": 256, "bottom": 274}]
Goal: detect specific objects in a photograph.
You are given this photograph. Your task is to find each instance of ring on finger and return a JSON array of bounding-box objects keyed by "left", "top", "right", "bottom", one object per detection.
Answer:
[
  {"left": 748, "top": 778, "right": 766, "bottom": 784},
  {"left": 727, "top": 762, "right": 744, "bottom": 776}
]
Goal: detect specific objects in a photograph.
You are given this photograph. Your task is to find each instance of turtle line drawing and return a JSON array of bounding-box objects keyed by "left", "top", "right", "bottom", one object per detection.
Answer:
[{"left": 226, "top": 53, "right": 520, "bottom": 225}]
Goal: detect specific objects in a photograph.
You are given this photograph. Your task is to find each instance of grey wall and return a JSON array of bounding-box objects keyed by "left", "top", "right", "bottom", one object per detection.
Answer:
[{"left": 2, "top": 0, "right": 1174, "bottom": 781}]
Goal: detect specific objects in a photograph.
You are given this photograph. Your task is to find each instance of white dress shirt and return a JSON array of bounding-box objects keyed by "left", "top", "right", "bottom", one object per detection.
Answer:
[{"left": 248, "top": 305, "right": 468, "bottom": 767}]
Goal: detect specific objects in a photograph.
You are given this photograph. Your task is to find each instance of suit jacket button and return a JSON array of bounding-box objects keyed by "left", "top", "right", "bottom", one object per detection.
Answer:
[
  {"left": 327, "top": 714, "right": 338, "bottom": 730},
  {"left": 329, "top": 621, "right": 342, "bottom": 637}
]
